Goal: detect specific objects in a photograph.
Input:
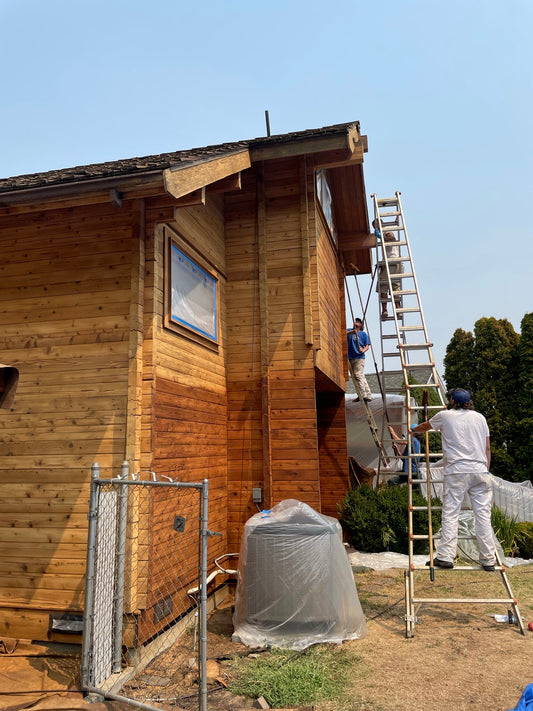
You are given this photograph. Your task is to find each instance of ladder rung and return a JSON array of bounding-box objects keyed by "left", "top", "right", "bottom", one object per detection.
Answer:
[
  {"left": 378, "top": 210, "right": 401, "bottom": 217},
  {"left": 411, "top": 506, "right": 443, "bottom": 512},
  {"left": 411, "top": 596, "right": 512, "bottom": 604},
  {"left": 398, "top": 343, "right": 433, "bottom": 349},
  {"left": 409, "top": 404, "right": 444, "bottom": 411},
  {"left": 400, "top": 362, "right": 436, "bottom": 369},
  {"left": 376, "top": 198, "right": 398, "bottom": 206},
  {"left": 396, "top": 290, "right": 417, "bottom": 296},
  {"left": 406, "top": 382, "right": 440, "bottom": 389},
  {"left": 396, "top": 307, "right": 422, "bottom": 314},
  {"left": 398, "top": 325, "right": 424, "bottom": 331}
]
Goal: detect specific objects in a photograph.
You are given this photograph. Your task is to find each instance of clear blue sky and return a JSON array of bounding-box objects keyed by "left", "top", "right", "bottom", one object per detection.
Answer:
[{"left": 2, "top": 0, "right": 532, "bottom": 378}]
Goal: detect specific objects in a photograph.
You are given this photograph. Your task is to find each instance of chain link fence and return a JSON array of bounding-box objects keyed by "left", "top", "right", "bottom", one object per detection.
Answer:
[{"left": 81, "top": 462, "right": 210, "bottom": 711}]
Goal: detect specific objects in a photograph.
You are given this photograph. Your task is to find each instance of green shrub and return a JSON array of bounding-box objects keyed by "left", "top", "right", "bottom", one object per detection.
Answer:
[
  {"left": 491, "top": 505, "right": 521, "bottom": 556},
  {"left": 338, "top": 484, "right": 441, "bottom": 555},
  {"left": 515, "top": 521, "right": 533, "bottom": 560}
]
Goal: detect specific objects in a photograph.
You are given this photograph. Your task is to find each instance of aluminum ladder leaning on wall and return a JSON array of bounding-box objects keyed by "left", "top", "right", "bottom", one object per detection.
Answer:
[
  {"left": 371, "top": 191, "right": 525, "bottom": 638},
  {"left": 347, "top": 358, "right": 390, "bottom": 468}
]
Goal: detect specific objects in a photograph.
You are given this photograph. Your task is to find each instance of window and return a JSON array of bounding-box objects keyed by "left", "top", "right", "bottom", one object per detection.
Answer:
[
  {"left": 316, "top": 170, "right": 336, "bottom": 239},
  {"left": 165, "top": 228, "right": 218, "bottom": 345}
]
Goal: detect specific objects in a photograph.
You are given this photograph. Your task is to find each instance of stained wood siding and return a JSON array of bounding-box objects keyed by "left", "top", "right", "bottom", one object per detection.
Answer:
[
  {"left": 225, "top": 159, "right": 323, "bottom": 547},
  {"left": 316, "top": 390, "right": 350, "bottom": 517},
  {"left": 0, "top": 202, "right": 135, "bottom": 634},
  {"left": 313, "top": 211, "right": 346, "bottom": 388},
  {"left": 151, "top": 196, "right": 228, "bottom": 570}
]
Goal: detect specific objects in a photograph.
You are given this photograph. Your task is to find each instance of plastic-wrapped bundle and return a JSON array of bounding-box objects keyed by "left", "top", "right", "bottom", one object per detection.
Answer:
[{"left": 233, "top": 499, "right": 367, "bottom": 650}]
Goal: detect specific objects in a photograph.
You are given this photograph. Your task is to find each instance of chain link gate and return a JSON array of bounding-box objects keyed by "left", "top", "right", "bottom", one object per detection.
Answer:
[{"left": 81, "top": 462, "right": 211, "bottom": 710}]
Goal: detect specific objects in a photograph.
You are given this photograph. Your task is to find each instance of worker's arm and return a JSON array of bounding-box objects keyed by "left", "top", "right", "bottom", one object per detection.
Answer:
[
  {"left": 409, "top": 421, "right": 432, "bottom": 435},
  {"left": 359, "top": 343, "right": 369, "bottom": 354},
  {"left": 486, "top": 436, "right": 491, "bottom": 471},
  {"left": 388, "top": 425, "right": 407, "bottom": 446}
]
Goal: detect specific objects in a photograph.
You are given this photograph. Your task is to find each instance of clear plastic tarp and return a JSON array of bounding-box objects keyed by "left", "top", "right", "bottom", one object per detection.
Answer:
[
  {"left": 418, "top": 463, "right": 533, "bottom": 522},
  {"left": 346, "top": 393, "right": 416, "bottom": 474},
  {"left": 233, "top": 499, "right": 368, "bottom": 650}
]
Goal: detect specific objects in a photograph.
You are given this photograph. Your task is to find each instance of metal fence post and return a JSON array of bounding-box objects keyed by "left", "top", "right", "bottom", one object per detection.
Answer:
[
  {"left": 81, "top": 462, "right": 101, "bottom": 689},
  {"left": 199, "top": 478, "right": 209, "bottom": 711},
  {"left": 112, "top": 460, "right": 129, "bottom": 673}
]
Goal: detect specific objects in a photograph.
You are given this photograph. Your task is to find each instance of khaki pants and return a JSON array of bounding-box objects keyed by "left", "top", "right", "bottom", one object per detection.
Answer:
[{"left": 349, "top": 358, "right": 372, "bottom": 400}]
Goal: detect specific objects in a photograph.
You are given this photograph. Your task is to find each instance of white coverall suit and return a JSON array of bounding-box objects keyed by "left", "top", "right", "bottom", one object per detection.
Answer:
[{"left": 429, "top": 408, "right": 496, "bottom": 567}]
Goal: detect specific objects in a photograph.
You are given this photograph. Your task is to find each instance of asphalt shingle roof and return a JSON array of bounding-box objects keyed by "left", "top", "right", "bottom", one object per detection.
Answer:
[{"left": 0, "top": 121, "right": 360, "bottom": 194}]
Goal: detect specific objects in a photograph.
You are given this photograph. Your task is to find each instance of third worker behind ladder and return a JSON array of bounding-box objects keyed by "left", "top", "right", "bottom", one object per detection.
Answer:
[
  {"left": 410, "top": 388, "right": 497, "bottom": 571},
  {"left": 347, "top": 318, "right": 372, "bottom": 403}
]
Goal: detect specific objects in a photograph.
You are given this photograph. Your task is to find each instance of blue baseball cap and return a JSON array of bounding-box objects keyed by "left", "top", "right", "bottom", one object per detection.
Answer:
[{"left": 450, "top": 388, "right": 471, "bottom": 404}]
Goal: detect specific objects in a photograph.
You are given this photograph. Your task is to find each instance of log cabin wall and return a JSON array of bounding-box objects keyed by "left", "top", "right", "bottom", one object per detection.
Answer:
[
  {"left": 150, "top": 195, "right": 228, "bottom": 579},
  {"left": 312, "top": 170, "right": 350, "bottom": 517},
  {"left": 0, "top": 200, "right": 135, "bottom": 640},
  {"left": 225, "top": 156, "right": 354, "bottom": 546}
]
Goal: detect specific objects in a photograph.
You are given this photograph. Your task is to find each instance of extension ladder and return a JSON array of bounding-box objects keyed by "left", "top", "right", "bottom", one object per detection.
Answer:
[
  {"left": 348, "top": 361, "right": 390, "bottom": 467},
  {"left": 371, "top": 192, "right": 525, "bottom": 638}
]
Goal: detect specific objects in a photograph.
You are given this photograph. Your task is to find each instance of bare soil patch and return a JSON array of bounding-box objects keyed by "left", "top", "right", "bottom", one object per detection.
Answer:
[{"left": 125, "top": 565, "right": 533, "bottom": 711}]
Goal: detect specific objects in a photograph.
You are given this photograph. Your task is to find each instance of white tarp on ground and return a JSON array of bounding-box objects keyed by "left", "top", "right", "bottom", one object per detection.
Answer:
[{"left": 348, "top": 547, "right": 531, "bottom": 571}]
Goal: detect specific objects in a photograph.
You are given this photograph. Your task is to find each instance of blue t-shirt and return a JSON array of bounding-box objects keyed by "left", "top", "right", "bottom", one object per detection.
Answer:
[
  {"left": 347, "top": 329, "right": 369, "bottom": 360},
  {"left": 402, "top": 437, "right": 421, "bottom": 473}
]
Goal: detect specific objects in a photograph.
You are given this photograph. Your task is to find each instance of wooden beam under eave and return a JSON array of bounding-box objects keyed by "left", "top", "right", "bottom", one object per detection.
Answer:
[
  {"left": 338, "top": 231, "right": 377, "bottom": 250},
  {"left": 250, "top": 126, "right": 366, "bottom": 163},
  {"left": 313, "top": 145, "right": 365, "bottom": 171},
  {"left": 173, "top": 187, "right": 206, "bottom": 209},
  {"left": 163, "top": 149, "right": 251, "bottom": 200},
  {"left": 206, "top": 172, "right": 242, "bottom": 194}
]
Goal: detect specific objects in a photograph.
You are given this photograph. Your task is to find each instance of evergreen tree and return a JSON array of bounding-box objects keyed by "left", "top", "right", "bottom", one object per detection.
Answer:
[
  {"left": 443, "top": 317, "right": 528, "bottom": 482},
  {"left": 443, "top": 329, "right": 476, "bottom": 393},
  {"left": 515, "top": 313, "right": 533, "bottom": 480},
  {"left": 473, "top": 318, "right": 520, "bottom": 480}
]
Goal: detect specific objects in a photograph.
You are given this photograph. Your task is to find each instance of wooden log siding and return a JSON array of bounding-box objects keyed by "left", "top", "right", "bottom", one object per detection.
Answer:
[
  {"left": 225, "top": 159, "right": 324, "bottom": 546},
  {"left": 150, "top": 196, "right": 229, "bottom": 596},
  {"left": 0, "top": 201, "right": 135, "bottom": 629},
  {"left": 314, "top": 209, "right": 346, "bottom": 388},
  {"left": 316, "top": 390, "right": 350, "bottom": 517}
]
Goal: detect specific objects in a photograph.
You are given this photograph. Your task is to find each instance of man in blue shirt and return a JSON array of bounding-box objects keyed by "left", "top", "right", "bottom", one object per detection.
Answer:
[
  {"left": 347, "top": 318, "right": 372, "bottom": 402},
  {"left": 388, "top": 425, "right": 421, "bottom": 482}
]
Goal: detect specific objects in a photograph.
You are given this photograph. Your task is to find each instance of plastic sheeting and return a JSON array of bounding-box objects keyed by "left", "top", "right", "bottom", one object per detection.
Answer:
[
  {"left": 418, "top": 463, "right": 533, "bottom": 522},
  {"left": 346, "top": 393, "right": 407, "bottom": 469},
  {"left": 233, "top": 499, "right": 368, "bottom": 650}
]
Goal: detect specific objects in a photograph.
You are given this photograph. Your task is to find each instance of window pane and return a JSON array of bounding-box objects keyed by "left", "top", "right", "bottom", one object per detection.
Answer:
[{"left": 170, "top": 243, "right": 217, "bottom": 341}]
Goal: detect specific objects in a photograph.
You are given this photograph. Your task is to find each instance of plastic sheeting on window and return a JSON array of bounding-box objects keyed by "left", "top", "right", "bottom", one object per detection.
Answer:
[{"left": 232, "top": 499, "right": 368, "bottom": 650}]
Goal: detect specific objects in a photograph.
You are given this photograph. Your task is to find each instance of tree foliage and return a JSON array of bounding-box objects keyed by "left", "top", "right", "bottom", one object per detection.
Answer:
[{"left": 444, "top": 315, "right": 532, "bottom": 482}]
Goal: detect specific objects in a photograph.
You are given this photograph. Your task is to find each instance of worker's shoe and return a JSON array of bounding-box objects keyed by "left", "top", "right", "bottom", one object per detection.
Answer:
[
  {"left": 426, "top": 558, "right": 453, "bottom": 569},
  {"left": 481, "top": 563, "right": 495, "bottom": 572},
  {"left": 363, "top": 397, "right": 373, "bottom": 402}
]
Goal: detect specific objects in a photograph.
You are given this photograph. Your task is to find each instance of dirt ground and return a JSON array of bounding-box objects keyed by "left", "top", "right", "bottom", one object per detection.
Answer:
[
  {"left": 127, "top": 563, "right": 533, "bottom": 711},
  {"left": 3, "top": 565, "right": 531, "bottom": 711}
]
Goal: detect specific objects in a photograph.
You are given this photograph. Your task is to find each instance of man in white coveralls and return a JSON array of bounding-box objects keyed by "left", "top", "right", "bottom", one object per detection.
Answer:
[{"left": 409, "top": 388, "right": 497, "bottom": 571}]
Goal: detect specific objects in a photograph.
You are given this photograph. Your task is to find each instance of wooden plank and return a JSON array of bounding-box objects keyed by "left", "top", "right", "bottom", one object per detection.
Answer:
[
  {"left": 300, "top": 156, "right": 313, "bottom": 346},
  {"left": 163, "top": 150, "right": 251, "bottom": 200},
  {"left": 125, "top": 199, "right": 145, "bottom": 469},
  {"left": 249, "top": 129, "right": 355, "bottom": 162}
]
